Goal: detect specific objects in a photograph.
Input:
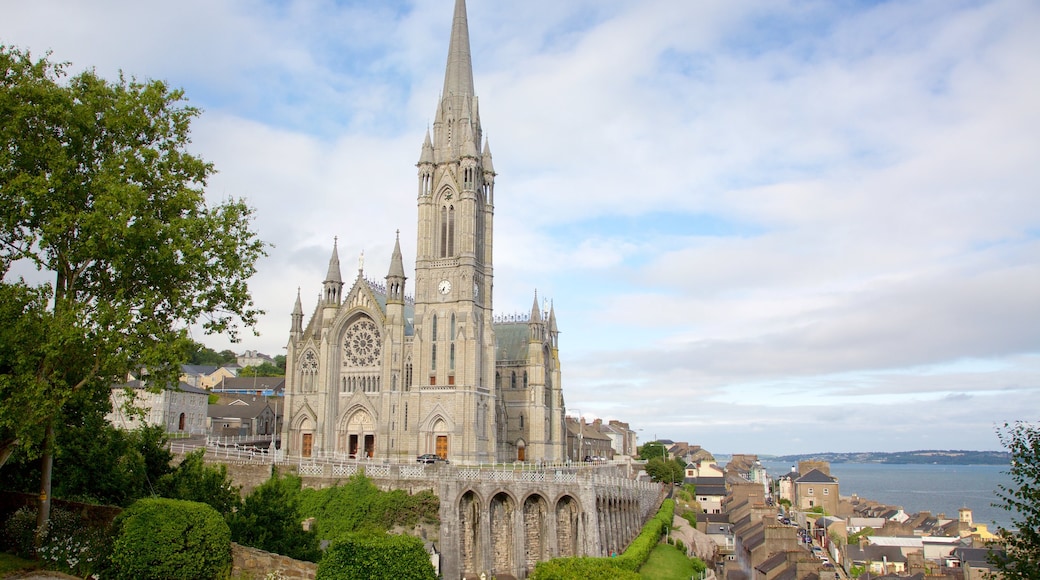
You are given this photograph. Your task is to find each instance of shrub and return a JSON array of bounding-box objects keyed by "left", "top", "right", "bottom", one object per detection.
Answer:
[
  {"left": 2, "top": 505, "right": 111, "bottom": 577},
  {"left": 110, "top": 497, "right": 231, "bottom": 580},
  {"left": 531, "top": 557, "right": 641, "bottom": 580},
  {"left": 530, "top": 498, "right": 674, "bottom": 578},
  {"left": 317, "top": 532, "right": 436, "bottom": 580},
  {"left": 2, "top": 506, "right": 37, "bottom": 558}
]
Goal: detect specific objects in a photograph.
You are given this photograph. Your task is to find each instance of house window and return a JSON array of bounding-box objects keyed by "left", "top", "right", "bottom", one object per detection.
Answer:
[
  {"left": 823, "top": 488, "right": 829, "bottom": 495},
  {"left": 807, "top": 487, "right": 814, "bottom": 495}
]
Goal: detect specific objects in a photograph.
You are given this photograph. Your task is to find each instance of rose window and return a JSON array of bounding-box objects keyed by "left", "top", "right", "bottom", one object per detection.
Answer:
[{"left": 344, "top": 320, "right": 381, "bottom": 367}]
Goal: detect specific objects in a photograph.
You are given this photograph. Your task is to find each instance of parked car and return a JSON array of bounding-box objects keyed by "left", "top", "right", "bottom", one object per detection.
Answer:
[{"left": 417, "top": 453, "right": 447, "bottom": 464}]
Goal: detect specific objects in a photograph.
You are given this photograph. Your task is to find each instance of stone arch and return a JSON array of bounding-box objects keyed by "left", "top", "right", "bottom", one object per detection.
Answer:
[
  {"left": 523, "top": 493, "right": 550, "bottom": 574},
  {"left": 458, "top": 490, "right": 482, "bottom": 578},
  {"left": 292, "top": 414, "right": 315, "bottom": 458},
  {"left": 336, "top": 405, "right": 376, "bottom": 458},
  {"left": 418, "top": 409, "right": 454, "bottom": 458},
  {"left": 556, "top": 495, "right": 582, "bottom": 558},
  {"left": 490, "top": 491, "right": 517, "bottom": 577}
]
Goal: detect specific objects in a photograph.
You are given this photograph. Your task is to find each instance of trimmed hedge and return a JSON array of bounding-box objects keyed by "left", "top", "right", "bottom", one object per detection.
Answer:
[
  {"left": 530, "top": 499, "right": 674, "bottom": 579},
  {"left": 529, "top": 557, "right": 641, "bottom": 580},
  {"left": 109, "top": 497, "right": 231, "bottom": 580},
  {"left": 317, "top": 532, "right": 436, "bottom": 580}
]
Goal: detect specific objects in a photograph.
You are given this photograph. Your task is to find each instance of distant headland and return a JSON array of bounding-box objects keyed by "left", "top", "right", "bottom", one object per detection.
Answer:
[{"left": 766, "top": 450, "right": 1010, "bottom": 465}]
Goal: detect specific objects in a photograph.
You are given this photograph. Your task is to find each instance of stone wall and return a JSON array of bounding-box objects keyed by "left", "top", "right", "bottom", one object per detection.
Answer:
[{"left": 231, "top": 543, "right": 317, "bottom": 580}]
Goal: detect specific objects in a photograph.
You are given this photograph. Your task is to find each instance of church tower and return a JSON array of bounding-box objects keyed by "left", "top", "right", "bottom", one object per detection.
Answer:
[{"left": 412, "top": 0, "right": 497, "bottom": 463}]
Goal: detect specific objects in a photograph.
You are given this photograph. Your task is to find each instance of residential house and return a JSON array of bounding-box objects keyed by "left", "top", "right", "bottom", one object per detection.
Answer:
[
  {"left": 108, "top": 380, "right": 208, "bottom": 434},
  {"left": 846, "top": 543, "right": 908, "bottom": 576},
  {"left": 794, "top": 468, "right": 839, "bottom": 514},
  {"left": 236, "top": 349, "right": 276, "bottom": 368},
  {"left": 564, "top": 417, "right": 613, "bottom": 461},
  {"left": 685, "top": 476, "right": 727, "bottom": 515},
  {"left": 212, "top": 376, "right": 285, "bottom": 397},
  {"left": 208, "top": 396, "right": 277, "bottom": 438},
  {"left": 180, "top": 364, "right": 238, "bottom": 390}
]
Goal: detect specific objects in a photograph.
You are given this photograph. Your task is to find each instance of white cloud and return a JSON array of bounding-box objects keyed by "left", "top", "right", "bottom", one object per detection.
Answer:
[{"left": 3, "top": 0, "right": 1038, "bottom": 454}]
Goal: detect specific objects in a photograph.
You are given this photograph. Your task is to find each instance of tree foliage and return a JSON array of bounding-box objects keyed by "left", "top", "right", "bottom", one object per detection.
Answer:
[
  {"left": 0, "top": 44, "right": 264, "bottom": 533},
  {"left": 645, "top": 457, "right": 686, "bottom": 484},
  {"left": 157, "top": 449, "right": 241, "bottom": 516},
  {"left": 110, "top": 498, "right": 231, "bottom": 580},
  {"left": 238, "top": 362, "right": 285, "bottom": 377},
  {"left": 992, "top": 421, "right": 1040, "bottom": 580},
  {"left": 228, "top": 469, "right": 320, "bottom": 562},
  {"left": 638, "top": 441, "right": 667, "bottom": 461},
  {"left": 0, "top": 421, "right": 174, "bottom": 507},
  {"left": 0, "top": 44, "right": 265, "bottom": 456},
  {"left": 186, "top": 340, "right": 238, "bottom": 366},
  {"left": 317, "top": 532, "right": 437, "bottom": 580}
]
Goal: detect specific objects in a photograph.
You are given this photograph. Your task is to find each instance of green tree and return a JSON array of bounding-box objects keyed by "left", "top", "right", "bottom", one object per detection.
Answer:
[
  {"left": 157, "top": 449, "right": 241, "bottom": 516},
  {"left": 238, "top": 362, "right": 285, "bottom": 377},
  {"left": 0, "top": 46, "right": 264, "bottom": 536},
  {"left": 638, "top": 441, "right": 667, "bottom": 461},
  {"left": 645, "top": 456, "right": 685, "bottom": 484},
  {"left": 991, "top": 421, "right": 1040, "bottom": 580},
  {"left": 229, "top": 469, "right": 320, "bottom": 562},
  {"left": 186, "top": 340, "right": 237, "bottom": 366}
]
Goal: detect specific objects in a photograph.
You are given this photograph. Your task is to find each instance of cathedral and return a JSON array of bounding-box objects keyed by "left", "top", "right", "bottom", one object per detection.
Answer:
[{"left": 281, "top": 0, "right": 567, "bottom": 465}]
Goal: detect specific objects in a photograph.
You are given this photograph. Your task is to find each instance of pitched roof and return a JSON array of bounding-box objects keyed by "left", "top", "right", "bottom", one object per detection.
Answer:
[
  {"left": 114, "top": 380, "right": 209, "bottom": 396},
  {"left": 796, "top": 468, "right": 837, "bottom": 483}
]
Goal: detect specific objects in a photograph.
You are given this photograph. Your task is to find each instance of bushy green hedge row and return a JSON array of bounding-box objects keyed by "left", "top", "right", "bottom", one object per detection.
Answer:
[
  {"left": 530, "top": 499, "right": 674, "bottom": 579},
  {"left": 612, "top": 498, "right": 674, "bottom": 571},
  {"left": 529, "top": 557, "right": 641, "bottom": 580},
  {"left": 317, "top": 532, "right": 436, "bottom": 580}
]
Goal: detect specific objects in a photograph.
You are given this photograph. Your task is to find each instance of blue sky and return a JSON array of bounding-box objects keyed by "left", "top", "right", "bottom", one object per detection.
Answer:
[{"left": 4, "top": 0, "right": 1038, "bottom": 455}]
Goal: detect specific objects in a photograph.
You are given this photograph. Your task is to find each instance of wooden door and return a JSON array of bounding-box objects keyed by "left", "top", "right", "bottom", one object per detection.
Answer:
[
  {"left": 436, "top": 435, "right": 448, "bottom": 459},
  {"left": 518, "top": 446, "right": 526, "bottom": 461},
  {"left": 302, "top": 433, "right": 313, "bottom": 457}
]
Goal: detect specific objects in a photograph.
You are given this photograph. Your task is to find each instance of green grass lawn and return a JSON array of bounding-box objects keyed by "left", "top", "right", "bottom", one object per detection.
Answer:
[
  {"left": 0, "top": 552, "right": 39, "bottom": 575},
  {"left": 639, "top": 543, "right": 695, "bottom": 580}
]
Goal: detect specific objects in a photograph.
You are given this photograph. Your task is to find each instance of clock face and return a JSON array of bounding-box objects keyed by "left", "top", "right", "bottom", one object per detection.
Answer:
[{"left": 438, "top": 280, "right": 452, "bottom": 295}]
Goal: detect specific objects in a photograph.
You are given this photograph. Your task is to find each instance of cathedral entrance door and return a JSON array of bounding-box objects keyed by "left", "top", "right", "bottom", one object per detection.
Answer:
[
  {"left": 364, "top": 434, "right": 375, "bottom": 458},
  {"left": 517, "top": 446, "right": 525, "bottom": 461},
  {"left": 349, "top": 434, "right": 359, "bottom": 458},
  {"left": 302, "top": 433, "right": 313, "bottom": 458},
  {"left": 436, "top": 435, "right": 448, "bottom": 459}
]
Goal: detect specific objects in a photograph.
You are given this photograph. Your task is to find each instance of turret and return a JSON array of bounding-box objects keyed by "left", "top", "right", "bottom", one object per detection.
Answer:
[
  {"left": 385, "top": 230, "right": 407, "bottom": 304},
  {"left": 290, "top": 287, "right": 304, "bottom": 338},
  {"left": 323, "top": 238, "right": 343, "bottom": 306},
  {"left": 529, "top": 291, "right": 544, "bottom": 342}
]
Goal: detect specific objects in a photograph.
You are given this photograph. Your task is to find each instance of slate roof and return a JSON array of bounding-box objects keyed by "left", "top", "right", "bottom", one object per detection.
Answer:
[
  {"left": 114, "top": 380, "right": 208, "bottom": 395},
  {"left": 494, "top": 323, "right": 529, "bottom": 363},
  {"left": 796, "top": 468, "right": 837, "bottom": 483},
  {"left": 209, "top": 401, "right": 271, "bottom": 421},
  {"left": 181, "top": 365, "right": 218, "bottom": 376},
  {"left": 214, "top": 376, "right": 286, "bottom": 393}
]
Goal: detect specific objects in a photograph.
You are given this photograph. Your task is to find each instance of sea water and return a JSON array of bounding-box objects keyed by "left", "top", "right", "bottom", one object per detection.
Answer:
[{"left": 760, "top": 461, "right": 1017, "bottom": 531}]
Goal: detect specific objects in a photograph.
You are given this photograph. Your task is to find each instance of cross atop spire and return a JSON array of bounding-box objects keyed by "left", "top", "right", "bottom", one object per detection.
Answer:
[{"left": 442, "top": 0, "right": 475, "bottom": 98}]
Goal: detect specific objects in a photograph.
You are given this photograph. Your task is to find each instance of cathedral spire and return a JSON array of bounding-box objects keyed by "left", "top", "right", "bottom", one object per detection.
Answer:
[{"left": 443, "top": 0, "right": 475, "bottom": 99}]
